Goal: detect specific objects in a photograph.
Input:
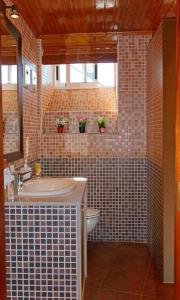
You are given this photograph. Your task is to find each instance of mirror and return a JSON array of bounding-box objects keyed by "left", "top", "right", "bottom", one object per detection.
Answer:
[{"left": 1, "top": 16, "right": 23, "bottom": 162}]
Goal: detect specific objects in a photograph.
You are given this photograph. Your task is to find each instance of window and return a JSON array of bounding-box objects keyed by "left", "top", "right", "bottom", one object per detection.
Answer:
[
  {"left": 70, "top": 64, "right": 84, "bottom": 83},
  {"left": 54, "top": 63, "right": 116, "bottom": 88},
  {"left": 1, "top": 65, "right": 17, "bottom": 85}
]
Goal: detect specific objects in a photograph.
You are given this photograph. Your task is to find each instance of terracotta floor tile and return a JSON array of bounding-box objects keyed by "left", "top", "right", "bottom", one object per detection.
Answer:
[
  {"left": 158, "top": 283, "right": 175, "bottom": 299},
  {"left": 83, "top": 287, "right": 98, "bottom": 300},
  {"left": 112, "top": 257, "right": 149, "bottom": 274},
  {"left": 116, "top": 243, "right": 150, "bottom": 260},
  {"left": 143, "top": 276, "right": 160, "bottom": 296},
  {"left": 88, "top": 253, "right": 118, "bottom": 269},
  {"left": 88, "top": 242, "right": 119, "bottom": 257},
  {"left": 85, "top": 267, "right": 109, "bottom": 288},
  {"left": 88, "top": 243, "right": 119, "bottom": 268},
  {"left": 102, "top": 268, "right": 145, "bottom": 294},
  {"left": 142, "top": 262, "right": 175, "bottom": 299},
  {"left": 95, "top": 289, "right": 140, "bottom": 300},
  {"left": 141, "top": 297, "right": 157, "bottom": 299},
  {"left": 84, "top": 242, "right": 174, "bottom": 300}
]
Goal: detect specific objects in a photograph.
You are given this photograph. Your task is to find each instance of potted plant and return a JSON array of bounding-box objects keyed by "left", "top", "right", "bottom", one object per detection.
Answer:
[
  {"left": 97, "top": 116, "right": 108, "bottom": 133},
  {"left": 78, "top": 115, "right": 88, "bottom": 133},
  {"left": 55, "top": 116, "right": 68, "bottom": 133}
]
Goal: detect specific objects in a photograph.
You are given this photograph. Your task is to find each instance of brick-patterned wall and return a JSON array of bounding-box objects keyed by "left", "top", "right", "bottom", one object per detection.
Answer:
[
  {"left": 2, "top": 90, "right": 17, "bottom": 112},
  {"left": 147, "top": 24, "right": 163, "bottom": 277},
  {"left": 5, "top": 204, "right": 79, "bottom": 300},
  {"left": 43, "top": 88, "right": 117, "bottom": 134},
  {"left": 4, "top": 0, "right": 41, "bottom": 166},
  {"left": 3, "top": 112, "right": 19, "bottom": 154},
  {"left": 40, "top": 35, "right": 151, "bottom": 242},
  {"left": 2, "top": 90, "right": 18, "bottom": 154},
  {"left": 118, "top": 35, "right": 149, "bottom": 156},
  {"left": 147, "top": 20, "right": 176, "bottom": 281},
  {"left": 41, "top": 36, "right": 150, "bottom": 158},
  {"left": 47, "top": 88, "right": 117, "bottom": 112},
  {"left": 43, "top": 111, "right": 118, "bottom": 134},
  {"left": 41, "top": 157, "right": 147, "bottom": 242},
  {"left": 42, "top": 65, "right": 54, "bottom": 113}
]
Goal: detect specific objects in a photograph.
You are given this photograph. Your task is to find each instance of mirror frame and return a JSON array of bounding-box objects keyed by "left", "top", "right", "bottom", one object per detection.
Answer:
[{"left": 2, "top": 16, "right": 23, "bottom": 162}]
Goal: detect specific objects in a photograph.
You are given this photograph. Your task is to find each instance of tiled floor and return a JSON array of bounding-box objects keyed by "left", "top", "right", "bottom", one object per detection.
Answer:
[{"left": 84, "top": 242, "right": 175, "bottom": 300}]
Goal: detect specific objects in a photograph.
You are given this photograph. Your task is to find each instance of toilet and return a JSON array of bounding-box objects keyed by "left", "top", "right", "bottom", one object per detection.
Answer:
[{"left": 86, "top": 208, "right": 100, "bottom": 234}]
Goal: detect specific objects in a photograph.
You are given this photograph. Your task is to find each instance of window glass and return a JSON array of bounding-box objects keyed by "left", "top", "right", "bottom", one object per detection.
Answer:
[
  {"left": 59, "top": 64, "right": 66, "bottom": 84},
  {"left": 70, "top": 64, "right": 84, "bottom": 83},
  {"left": 86, "top": 64, "right": 95, "bottom": 82},
  {"left": 2, "top": 65, "right": 8, "bottom": 84},
  {"left": 11, "top": 65, "right": 17, "bottom": 84},
  {"left": 98, "top": 63, "right": 115, "bottom": 87},
  {"left": 2, "top": 65, "right": 17, "bottom": 84}
]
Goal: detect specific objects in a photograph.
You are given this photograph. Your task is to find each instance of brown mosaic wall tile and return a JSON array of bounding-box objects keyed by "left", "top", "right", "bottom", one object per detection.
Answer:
[
  {"left": 5, "top": 204, "right": 79, "bottom": 300},
  {"left": 3, "top": 112, "right": 19, "bottom": 153},
  {"left": 2, "top": 92, "right": 19, "bottom": 154},
  {"left": 39, "top": 35, "right": 151, "bottom": 243},
  {"left": 47, "top": 88, "right": 117, "bottom": 112},
  {"left": 43, "top": 111, "right": 118, "bottom": 134},
  {"left": 41, "top": 157, "right": 147, "bottom": 242},
  {"left": 42, "top": 65, "right": 54, "bottom": 113},
  {"left": 147, "top": 24, "right": 163, "bottom": 278},
  {"left": 40, "top": 35, "right": 151, "bottom": 158},
  {"left": 4, "top": 0, "right": 41, "bottom": 167},
  {"left": 2, "top": 90, "right": 17, "bottom": 112}
]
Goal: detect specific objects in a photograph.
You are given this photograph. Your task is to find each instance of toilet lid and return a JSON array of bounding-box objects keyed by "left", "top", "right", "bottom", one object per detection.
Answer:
[{"left": 86, "top": 208, "right": 99, "bottom": 218}]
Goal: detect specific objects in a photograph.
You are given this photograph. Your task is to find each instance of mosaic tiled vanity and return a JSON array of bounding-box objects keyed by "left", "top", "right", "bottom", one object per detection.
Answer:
[{"left": 5, "top": 180, "right": 87, "bottom": 300}]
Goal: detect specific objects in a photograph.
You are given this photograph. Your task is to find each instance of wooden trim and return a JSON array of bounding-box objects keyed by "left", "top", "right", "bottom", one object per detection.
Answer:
[
  {"left": 40, "top": 31, "right": 153, "bottom": 40},
  {"left": 0, "top": 17, "right": 7, "bottom": 300},
  {"left": 175, "top": 0, "right": 180, "bottom": 298},
  {"left": 2, "top": 16, "right": 23, "bottom": 162},
  {"left": 162, "top": 18, "right": 176, "bottom": 282}
]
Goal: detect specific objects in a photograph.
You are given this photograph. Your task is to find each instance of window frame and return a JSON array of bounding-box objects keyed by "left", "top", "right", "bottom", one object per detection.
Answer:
[{"left": 54, "top": 63, "right": 116, "bottom": 89}]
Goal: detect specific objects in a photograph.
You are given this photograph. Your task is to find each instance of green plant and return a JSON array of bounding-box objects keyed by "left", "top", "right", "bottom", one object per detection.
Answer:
[
  {"left": 97, "top": 116, "right": 108, "bottom": 128},
  {"left": 55, "top": 116, "right": 68, "bottom": 127},
  {"left": 78, "top": 115, "right": 88, "bottom": 127}
]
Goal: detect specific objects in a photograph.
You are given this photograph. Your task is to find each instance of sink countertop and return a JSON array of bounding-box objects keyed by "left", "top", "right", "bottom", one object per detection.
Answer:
[{"left": 5, "top": 178, "right": 87, "bottom": 206}]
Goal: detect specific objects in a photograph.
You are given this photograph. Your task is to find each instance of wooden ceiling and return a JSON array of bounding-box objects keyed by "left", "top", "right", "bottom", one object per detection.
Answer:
[
  {"left": 12, "top": 0, "right": 177, "bottom": 64},
  {"left": 1, "top": 20, "right": 17, "bottom": 64}
]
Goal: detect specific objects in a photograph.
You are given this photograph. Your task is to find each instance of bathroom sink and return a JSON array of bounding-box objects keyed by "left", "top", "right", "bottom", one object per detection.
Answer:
[{"left": 18, "top": 178, "right": 76, "bottom": 197}]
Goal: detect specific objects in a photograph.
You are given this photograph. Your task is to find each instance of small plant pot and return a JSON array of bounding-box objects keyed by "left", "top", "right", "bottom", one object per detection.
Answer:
[
  {"left": 57, "top": 126, "right": 64, "bottom": 133},
  {"left": 79, "top": 126, "right": 86, "bottom": 133},
  {"left": 99, "top": 126, "right": 106, "bottom": 133}
]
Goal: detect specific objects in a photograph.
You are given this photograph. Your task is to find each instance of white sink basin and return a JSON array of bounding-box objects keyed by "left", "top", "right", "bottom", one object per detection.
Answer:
[{"left": 18, "top": 178, "right": 76, "bottom": 197}]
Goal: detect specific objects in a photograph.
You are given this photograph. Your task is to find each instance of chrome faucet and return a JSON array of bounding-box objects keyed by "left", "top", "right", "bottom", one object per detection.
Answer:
[{"left": 17, "top": 174, "right": 23, "bottom": 191}]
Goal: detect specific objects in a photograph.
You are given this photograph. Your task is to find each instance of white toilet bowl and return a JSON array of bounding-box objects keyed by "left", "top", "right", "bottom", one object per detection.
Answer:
[{"left": 86, "top": 208, "right": 100, "bottom": 234}]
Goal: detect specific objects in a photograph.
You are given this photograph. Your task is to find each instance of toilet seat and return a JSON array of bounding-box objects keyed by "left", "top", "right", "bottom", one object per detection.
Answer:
[{"left": 86, "top": 208, "right": 99, "bottom": 219}]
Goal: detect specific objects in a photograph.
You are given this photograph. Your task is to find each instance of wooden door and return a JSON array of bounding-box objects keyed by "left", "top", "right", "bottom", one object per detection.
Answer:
[
  {"left": 0, "top": 18, "right": 7, "bottom": 300},
  {"left": 175, "top": 1, "right": 180, "bottom": 299}
]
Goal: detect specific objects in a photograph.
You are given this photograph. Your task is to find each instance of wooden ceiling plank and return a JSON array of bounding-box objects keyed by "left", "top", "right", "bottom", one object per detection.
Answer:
[
  {"left": 116, "top": 0, "right": 131, "bottom": 30},
  {"left": 13, "top": 0, "right": 40, "bottom": 36},
  {"left": 14, "top": 0, "right": 176, "bottom": 35},
  {"left": 130, "top": 0, "right": 152, "bottom": 30},
  {"left": 152, "top": 0, "right": 177, "bottom": 29}
]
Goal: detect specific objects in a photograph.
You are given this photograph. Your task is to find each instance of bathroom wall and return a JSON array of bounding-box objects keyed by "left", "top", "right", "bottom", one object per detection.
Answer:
[
  {"left": 4, "top": 0, "right": 41, "bottom": 166},
  {"left": 147, "top": 19, "right": 176, "bottom": 281},
  {"left": 5, "top": 203, "right": 80, "bottom": 300},
  {"left": 47, "top": 88, "right": 117, "bottom": 111},
  {"left": 2, "top": 90, "right": 18, "bottom": 153},
  {"left": 41, "top": 64, "right": 54, "bottom": 113},
  {"left": 43, "top": 88, "right": 117, "bottom": 134},
  {"left": 40, "top": 35, "right": 151, "bottom": 242}
]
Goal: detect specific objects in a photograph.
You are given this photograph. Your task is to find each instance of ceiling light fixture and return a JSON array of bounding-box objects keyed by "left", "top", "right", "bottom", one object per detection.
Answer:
[
  {"left": 95, "top": 0, "right": 115, "bottom": 9},
  {"left": 0, "top": 4, "right": 19, "bottom": 19},
  {"left": 10, "top": 5, "right": 19, "bottom": 19}
]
